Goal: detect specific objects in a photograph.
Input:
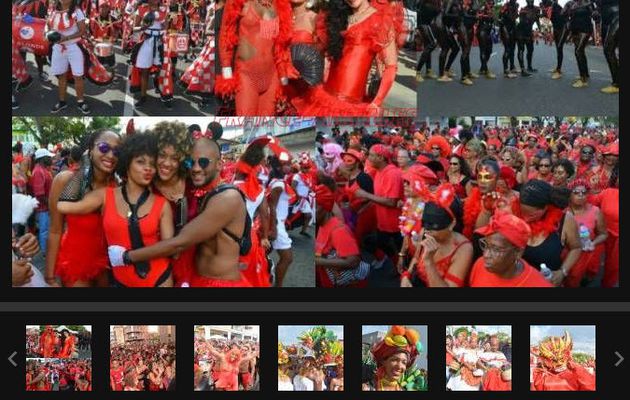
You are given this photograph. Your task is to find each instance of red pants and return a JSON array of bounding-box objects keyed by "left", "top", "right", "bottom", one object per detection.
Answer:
[{"left": 564, "top": 244, "right": 604, "bottom": 288}]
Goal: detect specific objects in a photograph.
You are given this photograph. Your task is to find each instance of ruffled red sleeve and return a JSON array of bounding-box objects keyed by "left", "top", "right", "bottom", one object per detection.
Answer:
[
  {"left": 273, "top": 0, "right": 293, "bottom": 78},
  {"left": 215, "top": 0, "right": 245, "bottom": 96},
  {"left": 369, "top": 9, "right": 396, "bottom": 54}
]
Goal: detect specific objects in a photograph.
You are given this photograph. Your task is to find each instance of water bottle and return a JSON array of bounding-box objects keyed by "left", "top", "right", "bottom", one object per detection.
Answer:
[
  {"left": 578, "top": 224, "right": 592, "bottom": 251},
  {"left": 540, "top": 263, "right": 553, "bottom": 281}
]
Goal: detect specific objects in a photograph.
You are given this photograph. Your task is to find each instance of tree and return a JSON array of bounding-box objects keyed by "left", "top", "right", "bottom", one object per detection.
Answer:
[{"left": 13, "top": 117, "right": 120, "bottom": 147}]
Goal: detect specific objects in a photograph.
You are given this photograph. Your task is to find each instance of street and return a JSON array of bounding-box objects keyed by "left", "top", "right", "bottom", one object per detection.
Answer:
[
  {"left": 13, "top": 47, "right": 217, "bottom": 117},
  {"left": 418, "top": 42, "right": 618, "bottom": 117}
]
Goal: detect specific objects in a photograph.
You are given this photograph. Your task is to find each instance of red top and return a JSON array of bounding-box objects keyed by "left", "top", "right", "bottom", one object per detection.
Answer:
[
  {"left": 589, "top": 188, "right": 618, "bottom": 237},
  {"left": 469, "top": 258, "right": 553, "bottom": 287},
  {"left": 30, "top": 164, "right": 52, "bottom": 212},
  {"left": 315, "top": 216, "right": 360, "bottom": 258},
  {"left": 373, "top": 164, "right": 403, "bottom": 232},
  {"left": 58, "top": 335, "right": 76, "bottom": 358},
  {"left": 110, "top": 367, "right": 124, "bottom": 391},
  {"left": 415, "top": 239, "right": 470, "bottom": 287},
  {"left": 570, "top": 204, "right": 599, "bottom": 240},
  {"left": 103, "top": 187, "right": 170, "bottom": 287}
]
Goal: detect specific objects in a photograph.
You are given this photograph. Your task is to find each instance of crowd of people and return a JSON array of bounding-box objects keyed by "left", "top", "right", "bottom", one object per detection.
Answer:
[
  {"left": 26, "top": 325, "right": 90, "bottom": 359},
  {"left": 194, "top": 338, "right": 259, "bottom": 390},
  {"left": 446, "top": 327, "right": 511, "bottom": 391},
  {"left": 12, "top": 0, "right": 214, "bottom": 112},
  {"left": 11, "top": 120, "right": 315, "bottom": 288},
  {"left": 314, "top": 120, "right": 619, "bottom": 288},
  {"left": 278, "top": 326, "right": 344, "bottom": 391},
  {"left": 415, "top": 0, "right": 619, "bottom": 93},
  {"left": 26, "top": 359, "right": 92, "bottom": 391},
  {"left": 110, "top": 341, "right": 176, "bottom": 391},
  {"left": 362, "top": 325, "right": 427, "bottom": 391},
  {"left": 530, "top": 330, "right": 596, "bottom": 391}
]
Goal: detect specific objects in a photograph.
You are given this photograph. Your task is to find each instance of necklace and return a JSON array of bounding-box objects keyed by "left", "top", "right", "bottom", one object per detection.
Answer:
[{"left": 348, "top": 5, "right": 372, "bottom": 25}]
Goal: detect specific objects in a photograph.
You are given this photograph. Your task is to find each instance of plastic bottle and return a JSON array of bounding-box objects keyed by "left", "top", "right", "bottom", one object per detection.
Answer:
[
  {"left": 578, "top": 224, "right": 592, "bottom": 251},
  {"left": 540, "top": 263, "right": 553, "bottom": 280}
]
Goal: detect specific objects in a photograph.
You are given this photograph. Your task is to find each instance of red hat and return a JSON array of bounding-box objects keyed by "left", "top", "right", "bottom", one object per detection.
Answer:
[
  {"left": 567, "top": 178, "right": 591, "bottom": 191},
  {"left": 402, "top": 164, "right": 438, "bottom": 193},
  {"left": 340, "top": 149, "right": 364, "bottom": 165},
  {"left": 249, "top": 136, "right": 272, "bottom": 148},
  {"left": 602, "top": 142, "right": 619, "bottom": 156},
  {"left": 426, "top": 135, "right": 451, "bottom": 158},
  {"left": 370, "top": 144, "right": 393, "bottom": 161},
  {"left": 268, "top": 138, "right": 291, "bottom": 162},
  {"left": 487, "top": 138, "right": 502, "bottom": 151},
  {"left": 315, "top": 185, "right": 335, "bottom": 212},
  {"left": 475, "top": 211, "right": 532, "bottom": 249},
  {"left": 499, "top": 166, "right": 517, "bottom": 190}
]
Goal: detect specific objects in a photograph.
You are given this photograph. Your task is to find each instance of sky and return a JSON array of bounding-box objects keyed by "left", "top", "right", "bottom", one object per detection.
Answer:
[
  {"left": 362, "top": 325, "right": 429, "bottom": 369},
  {"left": 446, "top": 325, "right": 512, "bottom": 336},
  {"left": 278, "top": 326, "right": 344, "bottom": 344},
  {"left": 27, "top": 325, "right": 91, "bottom": 332},
  {"left": 530, "top": 326, "right": 596, "bottom": 356}
]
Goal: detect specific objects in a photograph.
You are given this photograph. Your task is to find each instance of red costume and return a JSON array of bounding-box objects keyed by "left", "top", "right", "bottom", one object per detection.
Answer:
[
  {"left": 469, "top": 257, "right": 553, "bottom": 287},
  {"left": 216, "top": 0, "right": 293, "bottom": 115},
  {"left": 590, "top": 188, "right": 619, "bottom": 288},
  {"left": 315, "top": 215, "right": 364, "bottom": 288},
  {"left": 482, "top": 368, "right": 511, "bottom": 391},
  {"left": 39, "top": 327, "right": 58, "bottom": 358},
  {"left": 102, "top": 187, "right": 172, "bottom": 287},
  {"left": 295, "top": 9, "right": 397, "bottom": 116},
  {"left": 58, "top": 334, "right": 76, "bottom": 358}
]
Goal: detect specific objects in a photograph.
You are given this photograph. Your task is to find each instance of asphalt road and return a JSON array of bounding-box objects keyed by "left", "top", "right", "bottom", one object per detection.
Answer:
[
  {"left": 12, "top": 46, "right": 216, "bottom": 117},
  {"left": 418, "top": 42, "right": 619, "bottom": 117},
  {"left": 384, "top": 48, "right": 419, "bottom": 116},
  {"left": 271, "top": 224, "right": 315, "bottom": 288}
]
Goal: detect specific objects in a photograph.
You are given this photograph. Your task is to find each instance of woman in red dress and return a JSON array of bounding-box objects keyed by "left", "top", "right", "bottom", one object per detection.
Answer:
[
  {"left": 216, "top": 0, "right": 296, "bottom": 115},
  {"left": 57, "top": 133, "right": 174, "bottom": 287},
  {"left": 46, "top": 129, "right": 120, "bottom": 287},
  {"left": 295, "top": 0, "right": 398, "bottom": 116},
  {"left": 58, "top": 329, "right": 76, "bottom": 359}
]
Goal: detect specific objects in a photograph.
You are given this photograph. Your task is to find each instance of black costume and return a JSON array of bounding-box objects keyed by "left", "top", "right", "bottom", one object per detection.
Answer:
[
  {"left": 597, "top": 0, "right": 619, "bottom": 91},
  {"left": 499, "top": 0, "right": 518, "bottom": 76},
  {"left": 416, "top": 0, "right": 442, "bottom": 78},
  {"left": 515, "top": 0, "right": 541, "bottom": 76},
  {"left": 476, "top": 1, "right": 496, "bottom": 77}
]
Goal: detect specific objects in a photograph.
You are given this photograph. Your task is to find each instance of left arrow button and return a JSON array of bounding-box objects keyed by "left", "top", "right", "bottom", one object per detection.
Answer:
[{"left": 8, "top": 352, "right": 17, "bottom": 367}]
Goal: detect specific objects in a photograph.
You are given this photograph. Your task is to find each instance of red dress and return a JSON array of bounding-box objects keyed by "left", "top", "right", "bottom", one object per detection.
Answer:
[
  {"left": 415, "top": 239, "right": 470, "bottom": 287},
  {"left": 564, "top": 205, "right": 604, "bottom": 287},
  {"left": 102, "top": 187, "right": 171, "bottom": 287},
  {"left": 55, "top": 212, "right": 109, "bottom": 285},
  {"left": 58, "top": 335, "right": 76, "bottom": 359},
  {"left": 295, "top": 9, "right": 396, "bottom": 116}
]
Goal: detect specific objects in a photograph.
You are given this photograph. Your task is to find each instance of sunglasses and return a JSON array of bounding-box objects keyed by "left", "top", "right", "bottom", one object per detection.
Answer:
[
  {"left": 96, "top": 142, "right": 120, "bottom": 157},
  {"left": 581, "top": 149, "right": 594, "bottom": 155},
  {"left": 431, "top": 146, "right": 441, "bottom": 151},
  {"left": 184, "top": 157, "right": 213, "bottom": 169},
  {"left": 502, "top": 158, "right": 512, "bottom": 162},
  {"left": 572, "top": 189, "right": 588, "bottom": 195},
  {"left": 450, "top": 162, "right": 460, "bottom": 166},
  {"left": 539, "top": 163, "right": 551, "bottom": 168}
]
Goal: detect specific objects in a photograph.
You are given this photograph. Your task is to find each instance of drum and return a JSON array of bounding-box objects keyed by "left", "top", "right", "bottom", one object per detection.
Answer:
[
  {"left": 167, "top": 33, "right": 189, "bottom": 53},
  {"left": 12, "top": 16, "right": 49, "bottom": 56},
  {"left": 94, "top": 42, "right": 114, "bottom": 58}
]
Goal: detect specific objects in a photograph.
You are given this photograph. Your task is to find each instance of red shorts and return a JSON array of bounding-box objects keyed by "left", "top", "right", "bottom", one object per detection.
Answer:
[
  {"left": 240, "top": 372, "right": 252, "bottom": 387},
  {"left": 190, "top": 274, "right": 253, "bottom": 287}
]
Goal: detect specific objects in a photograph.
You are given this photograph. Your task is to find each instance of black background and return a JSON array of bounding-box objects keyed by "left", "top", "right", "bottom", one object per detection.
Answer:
[{"left": 2, "top": 312, "right": 628, "bottom": 399}]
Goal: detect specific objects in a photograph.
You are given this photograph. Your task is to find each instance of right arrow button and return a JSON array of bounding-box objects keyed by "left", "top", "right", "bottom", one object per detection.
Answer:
[{"left": 615, "top": 351, "right": 624, "bottom": 367}]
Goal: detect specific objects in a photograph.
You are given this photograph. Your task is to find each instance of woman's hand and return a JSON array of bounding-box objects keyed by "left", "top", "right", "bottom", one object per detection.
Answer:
[
  {"left": 15, "top": 233, "right": 39, "bottom": 258},
  {"left": 367, "top": 102, "right": 383, "bottom": 116},
  {"left": 549, "top": 269, "right": 565, "bottom": 286},
  {"left": 420, "top": 235, "right": 439, "bottom": 260},
  {"left": 260, "top": 238, "right": 271, "bottom": 250}
]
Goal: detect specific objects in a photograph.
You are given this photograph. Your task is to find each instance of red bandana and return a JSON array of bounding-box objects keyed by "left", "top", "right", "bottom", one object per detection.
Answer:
[{"left": 234, "top": 161, "right": 262, "bottom": 201}]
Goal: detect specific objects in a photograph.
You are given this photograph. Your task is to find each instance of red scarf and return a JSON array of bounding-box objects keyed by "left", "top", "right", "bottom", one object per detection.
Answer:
[
  {"left": 463, "top": 187, "right": 483, "bottom": 239},
  {"left": 235, "top": 161, "right": 262, "bottom": 201},
  {"left": 187, "top": 177, "right": 222, "bottom": 220},
  {"left": 525, "top": 206, "right": 565, "bottom": 238}
]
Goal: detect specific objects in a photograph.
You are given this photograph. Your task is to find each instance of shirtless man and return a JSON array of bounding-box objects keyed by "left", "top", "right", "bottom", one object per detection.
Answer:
[
  {"left": 238, "top": 343, "right": 258, "bottom": 390},
  {"left": 208, "top": 342, "right": 257, "bottom": 391},
  {"left": 108, "top": 137, "right": 250, "bottom": 287}
]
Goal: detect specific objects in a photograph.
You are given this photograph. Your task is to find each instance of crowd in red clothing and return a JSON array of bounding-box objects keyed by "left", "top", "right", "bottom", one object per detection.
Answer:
[
  {"left": 110, "top": 341, "right": 176, "bottom": 391},
  {"left": 26, "top": 359, "right": 92, "bottom": 391},
  {"left": 26, "top": 326, "right": 90, "bottom": 359},
  {"left": 314, "top": 120, "right": 619, "bottom": 288}
]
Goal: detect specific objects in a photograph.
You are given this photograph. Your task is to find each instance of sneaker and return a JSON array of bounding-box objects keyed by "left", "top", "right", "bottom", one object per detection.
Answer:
[
  {"left": 77, "top": 101, "right": 91, "bottom": 114},
  {"left": 424, "top": 70, "right": 438, "bottom": 79},
  {"left": 468, "top": 72, "right": 480, "bottom": 79},
  {"left": 135, "top": 96, "right": 147, "bottom": 107},
  {"left": 521, "top": 70, "right": 532, "bottom": 77},
  {"left": 527, "top": 67, "right": 538, "bottom": 73},
  {"left": 51, "top": 101, "right": 68, "bottom": 113},
  {"left": 461, "top": 77, "right": 474, "bottom": 86},
  {"left": 12, "top": 96, "right": 19, "bottom": 110},
  {"left": 416, "top": 72, "right": 424, "bottom": 82},
  {"left": 600, "top": 85, "right": 619, "bottom": 94},
  {"left": 446, "top": 69, "right": 456, "bottom": 78},
  {"left": 485, "top": 71, "right": 497, "bottom": 79},
  {"left": 39, "top": 71, "right": 50, "bottom": 82},
  {"left": 551, "top": 71, "right": 562, "bottom": 80},
  {"left": 437, "top": 75, "right": 453, "bottom": 82},
  {"left": 572, "top": 79, "right": 589, "bottom": 88},
  {"left": 16, "top": 76, "right": 34, "bottom": 92}
]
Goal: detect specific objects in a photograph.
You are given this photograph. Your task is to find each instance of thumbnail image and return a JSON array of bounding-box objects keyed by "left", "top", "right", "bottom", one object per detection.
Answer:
[
  {"left": 194, "top": 325, "right": 260, "bottom": 391},
  {"left": 446, "top": 325, "right": 512, "bottom": 391},
  {"left": 316, "top": 116, "right": 619, "bottom": 288},
  {"left": 25, "top": 325, "right": 92, "bottom": 391},
  {"left": 11, "top": 116, "right": 315, "bottom": 288},
  {"left": 109, "top": 325, "right": 176, "bottom": 391},
  {"left": 362, "top": 325, "right": 428, "bottom": 391},
  {"left": 530, "top": 325, "right": 596, "bottom": 391},
  {"left": 278, "top": 325, "right": 344, "bottom": 391}
]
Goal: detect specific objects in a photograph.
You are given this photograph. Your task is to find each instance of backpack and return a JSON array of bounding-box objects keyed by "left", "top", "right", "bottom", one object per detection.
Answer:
[{"left": 199, "top": 184, "right": 252, "bottom": 256}]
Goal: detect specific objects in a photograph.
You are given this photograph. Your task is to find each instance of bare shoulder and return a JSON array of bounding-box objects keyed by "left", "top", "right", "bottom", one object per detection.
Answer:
[{"left": 52, "top": 169, "right": 76, "bottom": 187}]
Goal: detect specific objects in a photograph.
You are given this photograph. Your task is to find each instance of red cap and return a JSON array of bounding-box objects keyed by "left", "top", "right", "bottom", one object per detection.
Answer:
[
  {"left": 603, "top": 142, "right": 619, "bottom": 156},
  {"left": 475, "top": 211, "right": 532, "bottom": 249},
  {"left": 370, "top": 144, "right": 392, "bottom": 161},
  {"left": 340, "top": 149, "right": 364, "bottom": 165}
]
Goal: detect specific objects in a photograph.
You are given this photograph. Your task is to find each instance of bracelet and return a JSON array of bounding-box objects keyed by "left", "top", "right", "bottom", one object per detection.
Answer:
[
  {"left": 398, "top": 252, "right": 406, "bottom": 257},
  {"left": 123, "top": 250, "right": 132, "bottom": 265},
  {"left": 400, "top": 271, "right": 412, "bottom": 280}
]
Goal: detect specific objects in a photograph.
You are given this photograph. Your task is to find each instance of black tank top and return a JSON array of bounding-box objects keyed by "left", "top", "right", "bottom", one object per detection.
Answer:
[{"left": 522, "top": 214, "right": 566, "bottom": 271}]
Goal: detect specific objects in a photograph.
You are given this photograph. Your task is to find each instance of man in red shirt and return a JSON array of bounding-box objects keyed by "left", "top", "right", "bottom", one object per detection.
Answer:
[
  {"left": 469, "top": 211, "right": 553, "bottom": 287},
  {"left": 315, "top": 185, "right": 362, "bottom": 287},
  {"left": 355, "top": 144, "right": 403, "bottom": 269},
  {"left": 29, "top": 149, "right": 54, "bottom": 255}
]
